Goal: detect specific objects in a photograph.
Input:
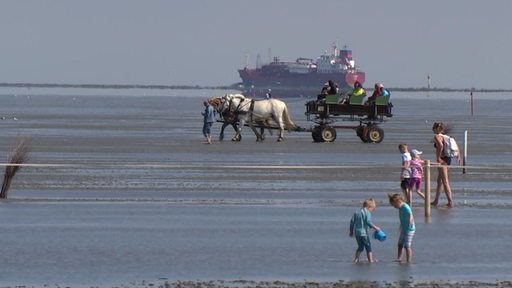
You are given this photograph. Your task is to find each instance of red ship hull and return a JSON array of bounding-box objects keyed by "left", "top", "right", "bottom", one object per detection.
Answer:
[{"left": 238, "top": 68, "right": 365, "bottom": 98}]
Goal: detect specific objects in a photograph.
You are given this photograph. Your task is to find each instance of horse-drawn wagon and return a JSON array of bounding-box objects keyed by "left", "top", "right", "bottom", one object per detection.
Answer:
[
  {"left": 304, "top": 94, "right": 393, "bottom": 143},
  {"left": 210, "top": 93, "right": 393, "bottom": 143}
]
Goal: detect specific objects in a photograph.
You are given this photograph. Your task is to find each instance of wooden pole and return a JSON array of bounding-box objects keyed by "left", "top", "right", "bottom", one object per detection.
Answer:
[
  {"left": 470, "top": 91, "right": 474, "bottom": 116},
  {"left": 424, "top": 160, "right": 431, "bottom": 218},
  {"left": 463, "top": 130, "right": 468, "bottom": 174}
]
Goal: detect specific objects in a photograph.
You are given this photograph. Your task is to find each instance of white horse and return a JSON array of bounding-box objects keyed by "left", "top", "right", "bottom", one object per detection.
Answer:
[
  {"left": 217, "top": 94, "right": 296, "bottom": 142},
  {"left": 211, "top": 94, "right": 273, "bottom": 141}
]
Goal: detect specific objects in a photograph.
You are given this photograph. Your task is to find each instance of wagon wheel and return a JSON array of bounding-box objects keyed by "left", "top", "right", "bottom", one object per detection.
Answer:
[
  {"left": 367, "top": 125, "right": 384, "bottom": 143},
  {"left": 312, "top": 127, "right": 323, "bottom": 142},
  {"left": 356, "top": 126, "right": 369, "bottom": 143},
  {"left": 320, "top": 126, "right": 337, "bottom": 142}
]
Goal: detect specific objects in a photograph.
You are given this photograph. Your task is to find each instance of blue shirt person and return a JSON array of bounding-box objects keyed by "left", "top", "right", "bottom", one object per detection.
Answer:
[
  {"left": 388, "top": 193, "right": 416, "bottom": 263},
  {"left": 202, "top": 100, "right": 214, "bottom": 144},
  {"left": 349, "top": 198, "right": 381, "bottom": 263}
]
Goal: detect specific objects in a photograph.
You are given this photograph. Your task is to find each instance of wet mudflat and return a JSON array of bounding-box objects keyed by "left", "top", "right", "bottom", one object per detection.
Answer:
[{"left": 0, "top": 89, "right": 511, "bottom": 287}]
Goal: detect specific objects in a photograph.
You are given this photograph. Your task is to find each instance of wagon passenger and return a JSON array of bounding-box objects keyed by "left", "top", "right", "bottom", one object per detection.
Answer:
[
  {"left": 341, "top": 81, "right": 366, "bottom": 104},
  {"left": 327, "top": 80, "right": 339, "bottom": 95},
  {"left": 366, "top": 83, "right": 389, "bottom": 105},
  {"left": 317, "top": 80, "right": 338, "bottom": 102}
]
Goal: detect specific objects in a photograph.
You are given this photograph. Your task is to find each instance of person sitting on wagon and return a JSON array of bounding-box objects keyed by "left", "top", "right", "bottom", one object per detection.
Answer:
[
  {"left": 341, "top": 81, "right": 366, "bottom": 104},
  {"left": 317, "top": 83, "right": 329, "bottom": 102},
  {"left": 327, "top": 80, "right": 339, "bottom": 95},
  {"left": 366, "top": 83, "right": 389, "bottom": 105},
  {"left": 317, "top": 80, "right": 338, "bottom": 102}
]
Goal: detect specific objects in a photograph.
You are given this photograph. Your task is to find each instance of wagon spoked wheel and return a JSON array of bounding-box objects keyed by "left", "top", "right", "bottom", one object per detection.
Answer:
[
  {"left": 367, "top": 125, "right": 384, "bottom": 143},
  {"left": 320, "top": 126, "right": 337, "bottom": 142}
]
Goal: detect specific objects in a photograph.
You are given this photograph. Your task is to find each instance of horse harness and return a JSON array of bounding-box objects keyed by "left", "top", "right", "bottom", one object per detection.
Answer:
[{"left": 230, "top": 97, "right": 255, "bottom": 118}]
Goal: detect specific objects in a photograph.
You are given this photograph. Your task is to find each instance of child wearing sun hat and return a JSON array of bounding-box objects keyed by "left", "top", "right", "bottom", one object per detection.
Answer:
[{"left": 409, "top": 149, "right": 426, "bottom": 206}]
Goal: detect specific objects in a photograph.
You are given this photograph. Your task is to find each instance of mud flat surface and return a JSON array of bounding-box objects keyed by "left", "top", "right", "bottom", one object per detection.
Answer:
[{"left": 0, "top": 89, "right": 511, "bottom": 287}]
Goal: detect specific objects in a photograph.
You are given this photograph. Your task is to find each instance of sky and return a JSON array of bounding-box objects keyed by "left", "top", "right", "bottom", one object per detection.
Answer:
[{"left": 1, "top": 0, "right": 511, "bottom": 89}]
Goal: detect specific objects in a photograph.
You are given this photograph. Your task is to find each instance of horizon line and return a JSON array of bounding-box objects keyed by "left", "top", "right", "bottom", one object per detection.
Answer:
[{"left": 1, "top": 82, "right": 511, "bottom": 93}]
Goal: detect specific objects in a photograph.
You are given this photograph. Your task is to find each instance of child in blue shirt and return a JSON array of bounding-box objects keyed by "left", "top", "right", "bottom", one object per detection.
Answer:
[
  {"left": 388, "top": 193, "right": 416, "bottom": 263},
  {"left": 349, "top": 198, "right": 381, "bottom": 263}
]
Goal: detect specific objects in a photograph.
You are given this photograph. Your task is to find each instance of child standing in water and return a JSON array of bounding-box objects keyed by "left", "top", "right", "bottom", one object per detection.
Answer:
[
  {"left": 398, "top": 143, "right": 412, "bottom": 205},
  {"left": 409, "top": 149, "right": 426, "bottom": 206},
  {"left": 349, "top": 198, "right": 381, "bottom": 263},
  {"left": 388, "top": 193, "right": 415, "bottom": 263}
]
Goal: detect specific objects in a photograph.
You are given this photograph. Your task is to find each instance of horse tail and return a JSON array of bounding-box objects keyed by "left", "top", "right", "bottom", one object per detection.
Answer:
[{"left": 282, "top": 105, "right": 296, "bottom": 132}]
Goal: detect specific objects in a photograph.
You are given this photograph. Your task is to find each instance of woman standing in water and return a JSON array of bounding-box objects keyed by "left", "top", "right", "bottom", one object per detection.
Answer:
[{"left": 431, "top": 122, "right": 456, "bottom": 208}]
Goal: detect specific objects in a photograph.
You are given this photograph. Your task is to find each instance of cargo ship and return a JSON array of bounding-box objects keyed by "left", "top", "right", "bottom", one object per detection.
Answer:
[{"left": 238, "top": 44, "right": 365, "bottom": 98}]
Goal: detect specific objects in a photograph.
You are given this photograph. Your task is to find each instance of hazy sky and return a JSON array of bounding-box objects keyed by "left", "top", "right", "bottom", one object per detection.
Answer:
[{"left": 1, "top": 0, "right": 511, "bottom": 89}]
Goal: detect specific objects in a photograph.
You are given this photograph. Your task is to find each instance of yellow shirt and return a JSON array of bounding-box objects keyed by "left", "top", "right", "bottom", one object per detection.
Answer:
[{"left": 349, "top": 87, "right": 366, "bottom": 96}]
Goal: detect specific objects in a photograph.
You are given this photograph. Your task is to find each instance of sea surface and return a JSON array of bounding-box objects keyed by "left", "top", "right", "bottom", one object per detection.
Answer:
[{"left": 0, "top": 87, "right": 511, "bottom": 287}]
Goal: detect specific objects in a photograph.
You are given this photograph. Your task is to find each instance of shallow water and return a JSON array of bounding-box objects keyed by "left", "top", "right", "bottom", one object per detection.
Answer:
[{"left": 0, "top": 89, "right": 511, "bottom": 286}]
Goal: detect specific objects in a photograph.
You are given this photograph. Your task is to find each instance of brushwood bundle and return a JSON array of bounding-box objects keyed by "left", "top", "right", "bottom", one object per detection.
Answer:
[{"left": 0, "top": 138, "right": 30, "bottom": 199}]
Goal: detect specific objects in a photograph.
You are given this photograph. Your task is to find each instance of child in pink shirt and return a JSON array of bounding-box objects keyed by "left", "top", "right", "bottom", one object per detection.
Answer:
[{"left": 409, "top": 149, "right": 426, "bottom": 206}]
